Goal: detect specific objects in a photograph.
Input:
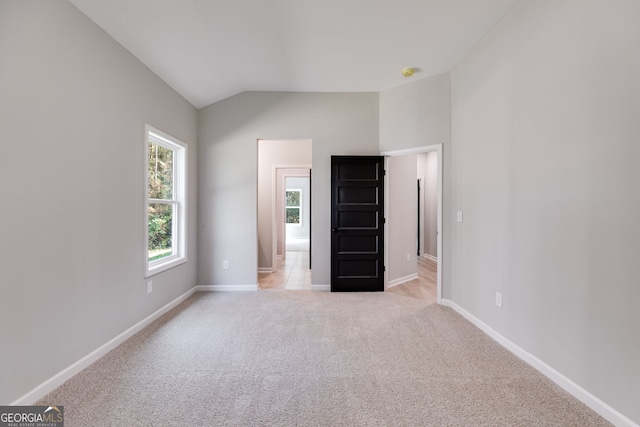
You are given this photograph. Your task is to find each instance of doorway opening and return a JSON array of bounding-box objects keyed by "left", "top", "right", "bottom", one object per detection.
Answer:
[
  {"left": 256, "top": 139, "right": 312, "bottom": 290},
  {"left": 382, "top": 145, "right": 443, "bottom": 304}
]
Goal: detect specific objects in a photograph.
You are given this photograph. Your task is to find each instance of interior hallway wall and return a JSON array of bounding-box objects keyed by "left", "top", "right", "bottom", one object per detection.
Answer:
[
  {"left": 0, "top": 1, "right": 198, "bottom": 404},
  {"left": 387, "top": 155, "right": 418, "bottom": 283},
  {"left": 417, "top": 152, "right": 438, "bottom": 259},
  {"left": 257, "top": 140, "right": 311, "bottom": 270},
  {"left": 450, "top": 0, "right": 640, "bottom": 423}
]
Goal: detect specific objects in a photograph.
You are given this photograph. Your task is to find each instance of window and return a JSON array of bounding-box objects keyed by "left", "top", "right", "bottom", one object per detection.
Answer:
[
  {"left": 145, "top": 125, "right": 187, "bottom": 276},
  {"left": 285, "top": 189, "right": 302, "bottom": 225}
]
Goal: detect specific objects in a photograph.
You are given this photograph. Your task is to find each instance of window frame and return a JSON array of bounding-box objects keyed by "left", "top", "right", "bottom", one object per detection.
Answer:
[
  {"left": 145, "top": 125, "right": 187, "bottom": 277},
  {"left": 285, "top": 188, "right": 302, "bottom": 226}
]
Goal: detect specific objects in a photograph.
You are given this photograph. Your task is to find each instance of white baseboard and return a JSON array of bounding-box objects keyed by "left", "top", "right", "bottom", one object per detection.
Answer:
[
  {"left": 258, "top": 268, "right": 272, "bottom": 273},
  {"left": 440, "top": 299, "right": 638, "bottom": 427},
  {"left": 387, "top": 273, "right": 419, "bottom": 288},
  {"left": 196, "top": 284, "right": 258, "bottom": 292},
  {"left": 310, "top": 284, "right": 330, "bottom": 292},
  {"left": 11, "top": 286, "right": 198, "bottom": 406},
  {"left": 423, "top": 254, "right": 438, "bottom": 262}
]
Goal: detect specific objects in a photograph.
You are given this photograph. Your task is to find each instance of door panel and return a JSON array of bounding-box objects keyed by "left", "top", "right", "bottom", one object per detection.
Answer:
[
  {"left": 331, "top": 156, "right": 385, "bottom": 292},
  {"left": 338, "top": 211, "right": 378, "bottom": 228},
  {"left": 337, "top": 235, "right": 378, "bottom": 253},
  {"left": 338, "top": 187, "right": 378, "bottom": 204}
]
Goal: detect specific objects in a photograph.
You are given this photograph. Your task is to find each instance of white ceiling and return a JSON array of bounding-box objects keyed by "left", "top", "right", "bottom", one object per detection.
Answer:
[{"left": 69, "top": 0, "right": 518, "bottom": 109}]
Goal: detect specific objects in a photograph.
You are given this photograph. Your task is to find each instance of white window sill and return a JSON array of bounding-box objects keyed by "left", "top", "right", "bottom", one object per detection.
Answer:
[{"left": 146, "top": 256, "right": 187, "bottom": 278}]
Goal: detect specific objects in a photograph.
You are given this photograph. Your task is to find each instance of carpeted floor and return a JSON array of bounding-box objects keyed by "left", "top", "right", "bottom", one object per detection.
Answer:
[{"left": 37, "top": 291, "right": 610, "bottom": 426}]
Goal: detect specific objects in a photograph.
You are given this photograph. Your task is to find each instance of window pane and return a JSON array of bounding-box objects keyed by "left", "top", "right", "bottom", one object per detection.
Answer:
[
  {"left": 286, "top": 190, "right": 300, "bottom": 207},
  {"left": 286, "top": 207, "right": 300, "bottom": 224},
  {"left": 148, "top": 203, "right": 173, "bottom": 261},
  {"left": 148, "top": 142, "right": 174, "bottom": 199}
]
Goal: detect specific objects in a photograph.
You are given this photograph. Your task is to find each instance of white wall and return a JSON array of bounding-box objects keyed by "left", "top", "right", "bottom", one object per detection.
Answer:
[
  {"left": 387, "top": 155, "right": 418, "bottom": 283},
  {"left": 285, "top": 177, "right": 311, "bottom": 239},
  {"left": 198, "top": 92, "right": 379, "bottom": 288},
  {"left": 0, "top": 1, "right": 198, "bottom": 404},
  {"left": 257, "top": 140, "right": 311, "bottom": 269},
  {"left": 450, "top": 0, "right": 640, "bottom": 423},
  {"left": 379, "top": 73, "right": 451, "bottom": 152}
]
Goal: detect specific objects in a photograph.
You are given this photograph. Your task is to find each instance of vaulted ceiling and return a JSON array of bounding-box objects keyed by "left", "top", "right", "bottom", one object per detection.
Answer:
[{"left": 69, "top": 0, "right": 518, "bottom": 108}]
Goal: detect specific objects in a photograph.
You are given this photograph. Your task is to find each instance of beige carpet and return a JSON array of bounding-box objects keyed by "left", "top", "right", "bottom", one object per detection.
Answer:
[{"left": 38, "top": 291, "right": 610, "bottom": 426}]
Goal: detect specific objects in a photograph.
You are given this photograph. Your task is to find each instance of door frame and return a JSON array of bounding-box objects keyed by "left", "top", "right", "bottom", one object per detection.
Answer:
[
  {"left": 381, "top": 144, "right": 443, "bottom": 303},
  {"left": 417, "top": 176, "right": 424, "bottom": 256},
  {"left": 271, "top": 165, "right": 312, "bottom": 272}
]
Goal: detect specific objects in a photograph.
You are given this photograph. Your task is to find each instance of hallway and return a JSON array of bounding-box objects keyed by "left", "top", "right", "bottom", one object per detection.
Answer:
[
  {"left": 387, "top": 257, "right": 437, "bottom": 304},
  {"left": 259, "top": 251, "right": 437, "bottom": 305},
  {"left": 258, "top": 251, "right": 311, "bottom": 290}
]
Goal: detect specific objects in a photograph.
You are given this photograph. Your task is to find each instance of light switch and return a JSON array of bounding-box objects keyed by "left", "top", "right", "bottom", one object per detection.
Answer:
[{"left": 456, "top": 211, "right": 463, "bottom": 223}]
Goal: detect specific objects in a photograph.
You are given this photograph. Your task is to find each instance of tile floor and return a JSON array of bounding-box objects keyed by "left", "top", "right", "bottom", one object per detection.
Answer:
[
  {"left": 258, "top": 250, "right": 437, "bottom": 305},
  {"left": 258, "top": 250, "right": 312, "bottom": 290},
  {"left": 387, "top": 256, "right": 438, "bottom": 304}
]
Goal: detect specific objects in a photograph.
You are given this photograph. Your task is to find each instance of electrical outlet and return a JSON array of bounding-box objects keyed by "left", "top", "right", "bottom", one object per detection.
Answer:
[
  {"left": 496, "top": 292, "right": 503, "bottom": 308},
  {"left": 147, "top": 281, "right": 153, "bottom": 294},
  {"left": 223, "top": 260, "right": 229, "bottom": 270}
]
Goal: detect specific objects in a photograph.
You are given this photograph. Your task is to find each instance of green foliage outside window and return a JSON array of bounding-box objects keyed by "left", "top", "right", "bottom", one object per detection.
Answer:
[
  {"left": 286, "top": 207, "right": 300, "bottom": 224},
  {"left": 286, "top": 190, "right": 301, "bottom": 224},
  {"left": 148, "top": 142, "right": 174, "bottom": 260},
  {"left": 286, "top": 190, "right": 300, "bottom": 207}
]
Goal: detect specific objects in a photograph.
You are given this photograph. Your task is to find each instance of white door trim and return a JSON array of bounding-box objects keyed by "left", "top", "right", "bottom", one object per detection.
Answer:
[
  {"left": 417, "top": 175, "right": 425, "bottom": 257},
  {"left": 381, "top": 144, "right": 443, "bottom": 304},
  {"left": 271, "top": 165, "right": 311, "bottom": 272}
]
